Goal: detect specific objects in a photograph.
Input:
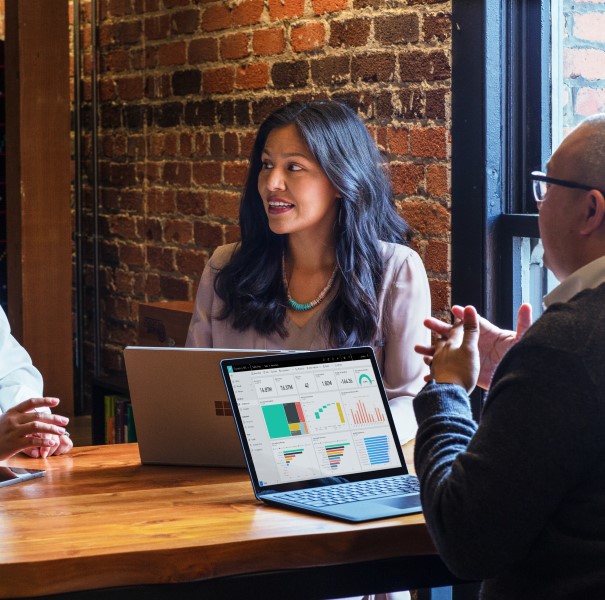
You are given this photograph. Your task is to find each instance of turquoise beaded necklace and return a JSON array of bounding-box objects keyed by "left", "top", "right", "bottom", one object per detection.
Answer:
[{"left": 282, "top": 253, "right": 338, "bottom": 312}]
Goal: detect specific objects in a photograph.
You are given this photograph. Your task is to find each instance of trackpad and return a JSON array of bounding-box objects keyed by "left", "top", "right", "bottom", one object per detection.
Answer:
[{"left": 379, "top": 495, "right": 422, "bottom": 511}]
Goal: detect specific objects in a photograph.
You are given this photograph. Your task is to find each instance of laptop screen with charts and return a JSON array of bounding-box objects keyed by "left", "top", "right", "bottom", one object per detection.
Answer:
[
  {"left": 124, "top": 347, "right": 279, "bottom": 468},
  {"left": 220, "top": 347, "right": 422, "bottom": 522}
]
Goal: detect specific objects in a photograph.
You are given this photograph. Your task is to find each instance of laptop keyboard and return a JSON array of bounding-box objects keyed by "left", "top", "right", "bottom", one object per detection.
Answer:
[{"left": 273, "top": 474, "right": 420, "bottom": 508}]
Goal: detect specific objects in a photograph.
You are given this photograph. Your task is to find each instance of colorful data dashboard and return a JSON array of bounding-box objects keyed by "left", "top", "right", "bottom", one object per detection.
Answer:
[{"left": 227, "top": 356, "right": 402, "bottom": 487}]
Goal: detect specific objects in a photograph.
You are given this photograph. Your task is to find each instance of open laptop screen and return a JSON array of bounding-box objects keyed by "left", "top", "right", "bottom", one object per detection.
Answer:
[{"left": 222, "top": 347, "right": 408, "bottom": 493}]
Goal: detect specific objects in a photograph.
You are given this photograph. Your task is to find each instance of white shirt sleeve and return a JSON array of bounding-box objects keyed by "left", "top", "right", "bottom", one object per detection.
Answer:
[{"left": 0, "top": 306, "right": 44, "bottom": 413}]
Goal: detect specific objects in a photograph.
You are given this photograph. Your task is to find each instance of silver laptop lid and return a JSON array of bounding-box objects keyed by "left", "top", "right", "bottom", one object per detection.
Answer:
[{"left": 124, "top": 347, "right": 278, "bottom": 467}]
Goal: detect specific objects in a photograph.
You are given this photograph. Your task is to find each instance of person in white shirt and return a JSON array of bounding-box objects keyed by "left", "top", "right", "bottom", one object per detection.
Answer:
[{"left": 0, "top": 306, "right": 72, "bottom": 459}]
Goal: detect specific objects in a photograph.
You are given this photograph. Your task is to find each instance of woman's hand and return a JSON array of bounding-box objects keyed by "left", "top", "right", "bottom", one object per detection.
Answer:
[{"left": 0, "top": 397, "right": 70, "bottom": 461}]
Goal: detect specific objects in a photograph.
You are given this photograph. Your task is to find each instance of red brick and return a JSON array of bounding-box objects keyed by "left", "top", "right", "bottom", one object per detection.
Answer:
[
  {"left": 427, "top": 164, "right": 449, "bottom": 197},
  {"left": 163, "top": 161, "right": 192, "bottom": 185},
  {"left": 159, "top": 275, "right": 191, "bottom": 301},
  {"left": 126, "top": 136, "right": 146, "bottom": 158},
  {"left": 164, "top": 219, "right": 193, "bottom": 244},
  {"left": 176, "top": 248, "right": 208, "bottom": 277},
  {"left": 180, "top": 133, "right": 193, "bottom": 157},
  {"left": 119, "top": 244, "right": 145, "bottom": 268},
  {"left": 189, "top": 37, "right": 219, "bottom": 63},
  {"left": 194, "top": 222, "right": 225, "bottom": 247},
  {"left": 390, "top": 162, "right": 424, "bottom": 195},
  {"left": 268, "top": 0, "right": 304, "bottom": 21},
  {"left": 210, "top": 133, "right": 223, "bottom": 156},
  {"left": 423, "top": 239, "right": 449, "bottom": 274},
  {"left": 221, "top": 32, "right": 250, "bottom": 60},
  {"left": 147, "top": 189, "right": 176, "bottom": 213},
  {"left": 158, "top": 41, "right": 187, "bottom": 66},
  {"left": 145, "top": 162, "right": 162, "bottom": 184},
  {"left": 573, "top": 12, "right": 605, "bottom": 43},
  {"left": 147, "top": 246, "right": 176, "bottom": 271},
  {"left": 252, "top": 28, "right": 286, "bottom": 56},
  {"left": 99, "top": 23, "right": 114, "bottom": 47},
  {"left": 202, "top": 4, "right": 231, "bottom": 31},
  {"left": 564, "top": 48, "right": 605, "bottom": 80},
  {"left": 193, "top": 161, "right": 222, "bottom": 185},
  {"left": 109, "top": 0, "right": 133, "bottom": 16},
  {"left": 235, "top": 62, "right": 270, "bottom": 89},
  {"left": 195, "top": 132, "right": 208, "bottom": 155},
  {"left": 225, "top": 224, "right": 241, "bottom": 244},
  {"left": 387, "top": 126, "right": 409, "bottom": 155},
  {"left": 232, "top": 0, "right": 264, "bottom": 26},
  {"left": 110, "top": 215, "right": 138, "bottom": 240},
  {"left": 423, "top": 12, "right": 451, "bottom": 43},
  {"left": 121, "top": 190, "right": 145, "bottom": 212},
  {"left": 224, "top": 161, "right": 249, "bottom": 186},
  {"left": 141, "top": 217, "right": 163, "bottom": 242},
  {"left": 224, "top": 131, "right": 239, "bottom": 157},
  {"left": 104, "top": 49, "right": 130, "bottom": 72},
  {"left": 291, "top": 22, "right": 325, "bottom": 52},
  {"left": 104, "top": 296, "right": 133, "bottom": 321},
  {"left": 575, "top": 87, "right": 605, "bottom": 116},
  {"left": 176, "top": 190, "right": 207, "bottom": 216},
  {"left": 145, "top": 15, "right": 170, "bottom": 40},
  {"left": 116, "top": 76, "right": 144, "bottom": 101},
  {"left": 401, "top": 200, "right": 450, "bottom": 236},
  {"left": 429, "top": 279, "right": 450, "bottom": 313},
  {"left": 410, "top": 127, "right": 447, "bottom": 159},
  {"left": 101, "top": 188, "right": 120, "bottom": 210},
  {"left": 115, "top": 20, "right": 142, "bottom": 45},
  {"left": 208, "top": 191, "right": 240, "bottom": 220},
  {"left": 171, "top": 8, "right": 200, "bottom": 35},
  {"left": 240, "top": 131, "right": 256, "bottom": 157},
  {"left": 164, "top": 133, "right": 179, "bottom": 156},
  {"left": 312, "top": 0, "right": 348, "bottom": 14},
  {"left": 99, "top": 78, "right": 116, "bottom": 101},
  {"left": 106, "top": 322, "right": 138, "bottom": 347},
  {"left": 329, "top": 18, "right": 370, "bottom": 47},
  {"left": 202, "top": 66, "right": 235, "bottom": 93},
  {"left": 164, "top": 0, "right": 189, "bottom": 7}
]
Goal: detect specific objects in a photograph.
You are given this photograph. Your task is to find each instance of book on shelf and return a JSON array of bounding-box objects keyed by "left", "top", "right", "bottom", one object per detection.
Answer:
[{"left": 104, "top": 394, "right": 137, "bottom": 444}]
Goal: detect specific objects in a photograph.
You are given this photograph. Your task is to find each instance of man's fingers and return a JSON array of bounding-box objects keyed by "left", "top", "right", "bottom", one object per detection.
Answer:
[
  {"left": 462, "top": 305, "right": 480, "bottom": 345},
  {"left": 423, "top": 317, "right": 453, "bottom": 337},
  {"left": 414, "top": 344, "right": 436, "bottom": 356},
  {"left": 516, "top": 303, "right": 533, "bottom": 338}
]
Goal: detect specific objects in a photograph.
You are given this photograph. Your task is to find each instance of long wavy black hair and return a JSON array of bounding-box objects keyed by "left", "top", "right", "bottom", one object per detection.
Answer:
[{"left": 214, "top": 100, "right": 411, "bottom": 346}]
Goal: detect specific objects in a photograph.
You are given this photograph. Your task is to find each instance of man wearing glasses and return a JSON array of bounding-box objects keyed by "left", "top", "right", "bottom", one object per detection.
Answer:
[{"left": 413, "top": 113, "right": 605, "bottom": 599}]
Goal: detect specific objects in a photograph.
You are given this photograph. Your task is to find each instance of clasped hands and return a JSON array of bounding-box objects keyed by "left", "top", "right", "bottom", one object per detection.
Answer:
[
  {"left": 414, "top": 303, "right": 533, "bottom": 393},
  {"left": 0, "top": 397, "right": 72, "bottom": 461}
]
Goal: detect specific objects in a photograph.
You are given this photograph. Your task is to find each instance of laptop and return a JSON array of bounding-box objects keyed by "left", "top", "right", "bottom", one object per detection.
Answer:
[
  {"left": 220, "top": 347, "right": 422, "bottom": 522},
  {"left": 124, "top": 347, "right": 279, "bottom": 467}
]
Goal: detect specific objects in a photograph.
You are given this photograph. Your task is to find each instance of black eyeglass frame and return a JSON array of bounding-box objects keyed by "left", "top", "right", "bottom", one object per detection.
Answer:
[{"left": 530, "top": 171, "right": 604, "bottom": 204}]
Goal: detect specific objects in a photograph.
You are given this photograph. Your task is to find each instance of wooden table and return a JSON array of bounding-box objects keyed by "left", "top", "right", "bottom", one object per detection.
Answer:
[{"left": 0, "top": 444, "right": 461, "bottom": 599}]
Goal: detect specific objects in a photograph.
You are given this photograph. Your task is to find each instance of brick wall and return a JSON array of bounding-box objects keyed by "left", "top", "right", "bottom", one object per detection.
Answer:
[
  {"left": 561, "top": 1, "right": 605, "bottom": 134},
  {"left": 80, "top": 0, "right": 453, "bottom": 375}
]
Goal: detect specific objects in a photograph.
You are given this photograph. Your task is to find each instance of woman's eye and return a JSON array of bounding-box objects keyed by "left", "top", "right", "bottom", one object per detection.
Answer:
[
  {"left": 261, "top": 161, "right": 273, "bottom": 170},
  {"left": 288, "top": 164, "right": 302, "bottom": 172}
]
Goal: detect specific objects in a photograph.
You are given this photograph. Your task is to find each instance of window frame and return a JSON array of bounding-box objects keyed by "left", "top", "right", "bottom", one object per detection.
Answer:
[{"left": 451, "top": 0, "right": 550, "bottom": 329}]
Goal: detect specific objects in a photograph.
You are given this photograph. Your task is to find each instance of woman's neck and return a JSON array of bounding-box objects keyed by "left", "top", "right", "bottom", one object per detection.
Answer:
[{"left": 286, "top": 234, "right": 336, "bottom": 273}]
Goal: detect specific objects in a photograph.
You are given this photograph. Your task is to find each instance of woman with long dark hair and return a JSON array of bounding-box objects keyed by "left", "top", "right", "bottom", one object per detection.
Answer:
[{"left": 186, "top": 100, "right": 430, "bottom": 443}]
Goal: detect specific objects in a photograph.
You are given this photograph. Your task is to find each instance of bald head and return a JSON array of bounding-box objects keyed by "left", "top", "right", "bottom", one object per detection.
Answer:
[{"left": 554, "top": 115, "right": 605, "bottom": 190}]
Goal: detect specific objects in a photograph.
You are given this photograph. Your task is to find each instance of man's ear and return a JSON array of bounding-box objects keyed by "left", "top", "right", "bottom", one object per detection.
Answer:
[{"left": 579, "top": 190, "right": 605, "bottom": 235}]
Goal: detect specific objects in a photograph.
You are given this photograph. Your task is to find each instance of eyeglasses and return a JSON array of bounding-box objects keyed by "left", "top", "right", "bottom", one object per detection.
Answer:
[{"left": 530, "top": 171, "right": 602, "bottom": 208}]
